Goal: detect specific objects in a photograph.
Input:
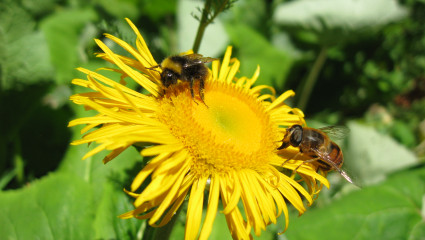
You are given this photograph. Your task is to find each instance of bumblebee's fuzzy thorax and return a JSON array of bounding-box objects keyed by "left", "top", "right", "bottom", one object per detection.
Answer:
[{"left": 161, "top": 57, "right": 183, "bottom": 75}]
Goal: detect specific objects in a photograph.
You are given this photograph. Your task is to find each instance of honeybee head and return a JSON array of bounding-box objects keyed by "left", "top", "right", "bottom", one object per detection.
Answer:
[
  {"left": 288, "top": 124, "right": 303, "bottom": 147},
  {"left": 278, "top": 124, "right": 303, "bottom": 150}
]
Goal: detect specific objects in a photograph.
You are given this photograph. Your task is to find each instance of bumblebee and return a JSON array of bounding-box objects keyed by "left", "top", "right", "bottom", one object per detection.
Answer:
[
  {"left": 278, "top": 124, "right": 354, "bottom": 184},
  {"left": 151, "top": 54, "right": 217, "bottom": 104}
]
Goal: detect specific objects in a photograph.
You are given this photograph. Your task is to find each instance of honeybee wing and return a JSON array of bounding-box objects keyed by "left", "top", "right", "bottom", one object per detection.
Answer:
[
  {"left": 318, "top": 126, "right": 350, "bottom": 140},
  {"left": 312, "top": 148, "right": 355, "bottom": 184},
  {"left": 183, "top": 54, "right": 218, "bottom": 66}
]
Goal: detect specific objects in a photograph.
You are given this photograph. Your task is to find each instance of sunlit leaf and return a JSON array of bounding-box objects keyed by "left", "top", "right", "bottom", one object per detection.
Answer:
[
  {"left": 0, "top": 2, "right": 54, "bottom": 90},
  {"left": 0, "top": 173, "right": 95, "bottom": 240},
  {"left": 40, "top": 8, "right": 98, "bottom": 84},
  {"left": 344, "top": 121, "right": 418, "bottom": 185},
  {"left": 274, "top": 0, "right": 408, "bottom": 45},
  {"left": 93, "top": 181, "right": 141, "bottom": 240},
  {"left": 284, "top": 166, "right": 425, "bottom": 240}
]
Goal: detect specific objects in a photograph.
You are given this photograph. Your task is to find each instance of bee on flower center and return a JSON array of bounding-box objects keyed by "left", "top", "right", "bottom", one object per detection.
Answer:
[{"left": 150, "top": 54, "right": 217, "bottom": 105}]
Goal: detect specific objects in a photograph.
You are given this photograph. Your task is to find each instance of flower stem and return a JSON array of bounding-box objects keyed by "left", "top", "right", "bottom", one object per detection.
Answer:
[
  {"left": 192, "top": 0, "right": 213, "bottom": 53},
  {"left": 142, "top": 206, "right": 182, "bottom": 240},
  {"left": 192, "top": 0, "right": 230, "bottom": 53},
  {"left": 297, "top": 46, "right": 329, "bottom": 111}
]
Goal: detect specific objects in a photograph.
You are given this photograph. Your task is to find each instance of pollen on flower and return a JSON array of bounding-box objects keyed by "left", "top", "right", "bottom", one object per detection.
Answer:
[{"left": 156, "top": 80, "right": 280, "bottom": 175}]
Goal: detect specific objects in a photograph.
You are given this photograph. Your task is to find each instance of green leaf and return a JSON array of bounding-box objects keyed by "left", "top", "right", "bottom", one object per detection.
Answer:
[
  {"left": 225, "top": 23, "right": 293, "bottom": 89},
  {"left": 21, "top": 0, "right": 57, "bottom": 16},
  {"left": 61, "top": 99, "right": 145, "bottom": 238},
  {"left": 284, "top": 167, "right": 425, "bottom": 240},
  {"left": 93, "top": 180, "right": 141, "bottom": 240},
  {"left": 207, "top": 208, "right": 233, "bottom": 240},
  {"left": 97, "top": 0, "right": 140, "bottom": 19},
  {"left": 0, "top": 173, "right": 95, "bottom": 240},
  {"left": 409, "top": 221, "right": 425, "bottom": 240},
  {"left": 40, "top": 8, "right": 98, "bottom": 85},
  {"left": 229, "top": 0, "right": 267, "bottom": 30},
  {"left": 142, "top": 0, "right": 177, "bottom": 21},
  {"left": 344, "top": 121, "right": 418, "bottom": 185},
  {"left": 0, "top": 2, "right": 54, "bottom": 90},
  {"left": 274, "top": 0, "right": 408, "bottom": 45}
]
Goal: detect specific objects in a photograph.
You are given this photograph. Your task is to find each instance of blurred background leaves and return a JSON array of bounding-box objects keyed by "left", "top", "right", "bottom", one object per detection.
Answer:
[{"left": 0, "top": 0, "right": 424, "bottom": 239}]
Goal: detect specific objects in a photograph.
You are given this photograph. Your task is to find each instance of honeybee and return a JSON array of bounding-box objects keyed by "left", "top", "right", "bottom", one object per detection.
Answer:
[
  {"left": 150, "top": 54, "right": 217, "bottom": 104},
  {"left": 278, "top": 124, "right": 354, "bottom": 184}
]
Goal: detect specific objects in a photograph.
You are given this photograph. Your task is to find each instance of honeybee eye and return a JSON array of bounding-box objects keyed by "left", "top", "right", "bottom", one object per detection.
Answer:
[{"left": 290, "top": 125, "right": 303, "bottom": 146}]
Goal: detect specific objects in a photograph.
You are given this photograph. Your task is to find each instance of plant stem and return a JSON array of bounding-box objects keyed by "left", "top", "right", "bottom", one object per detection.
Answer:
[
  {"left": 142, "top": 206, "right": 183, "bottom": 240},
  {"left": 298, "top": 46, "right": 329, "bottom": 111},
  {"left": 192, "top": 0, "right": 213, "bottom": 53}
]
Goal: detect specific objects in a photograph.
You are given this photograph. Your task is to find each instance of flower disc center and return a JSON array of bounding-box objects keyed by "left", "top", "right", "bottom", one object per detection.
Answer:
[
  {"left": 193, "top": 88, "right": 263, "bottom": 153},
  {"left": 157, "top": 82, "right": 278, "bottom": 172}
]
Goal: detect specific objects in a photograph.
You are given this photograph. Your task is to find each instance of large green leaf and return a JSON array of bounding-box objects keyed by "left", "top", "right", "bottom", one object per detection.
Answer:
[
  {"left": 274, "top": 0, "right": 408, "bottom": 45},
  {"left": 0, "top": 173, "right": 95, "bottom": 240},
  {"left": 0, "top": 1, "right": 54, "bottom": 90},
  {"left": 40, "top": 8, "right": 98, "bottom": 85},
  {"left": 93, "top": 180, "right": 141, "bottom": 240},
  {"left": 344, "top": 121, "right": 418, "bottom": 185},
  {"left": 0, "top": 171, "right": 141, "bottom": 240},
  {"left": 284, "top": 166, "right": 425, "bottom": 240}
]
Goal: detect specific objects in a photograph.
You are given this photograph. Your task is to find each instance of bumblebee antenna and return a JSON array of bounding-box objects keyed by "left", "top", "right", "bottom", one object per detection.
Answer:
[{"left": 146, "top": 65, "right": 161, "bottom": 73}]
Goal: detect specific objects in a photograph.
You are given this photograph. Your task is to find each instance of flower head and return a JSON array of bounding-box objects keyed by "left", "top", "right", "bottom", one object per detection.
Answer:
[{"left": 69, "top": 18, "right": 329, "bottom": 239}]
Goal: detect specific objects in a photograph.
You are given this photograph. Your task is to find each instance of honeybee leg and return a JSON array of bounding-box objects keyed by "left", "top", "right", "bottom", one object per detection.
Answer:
[
  {"left": 293, "top": 157, "right": 320, "bottom": 173},
  {"left": 282, "top": 152, "right": 302, "bottom": 178},
  {"left": 281, "top": 152, "right": 302, "bottom": 168}
]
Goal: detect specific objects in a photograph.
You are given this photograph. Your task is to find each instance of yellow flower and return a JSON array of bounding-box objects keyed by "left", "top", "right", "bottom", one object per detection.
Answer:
[{"left": 69, "top": 18, "right": 329, "bottom": 239}]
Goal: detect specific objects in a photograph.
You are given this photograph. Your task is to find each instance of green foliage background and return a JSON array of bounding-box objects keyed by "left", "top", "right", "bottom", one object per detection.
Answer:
[{"left": 0, "top": 0, "right": 424, "bottom": 239}]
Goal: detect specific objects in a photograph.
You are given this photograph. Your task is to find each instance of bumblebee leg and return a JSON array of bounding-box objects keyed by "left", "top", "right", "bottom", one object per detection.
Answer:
[
  {"left": 189, "top": 78, "right": 195, "bottom": 98},
  {"left": 189, "top": 78, "right": 199, "bottom": 105},
  {"left": 161, "top": 75, "right": 170, "bottom": 95},
  {"left": 198, "top": 79, "right": 208, "bottom": 107}
]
